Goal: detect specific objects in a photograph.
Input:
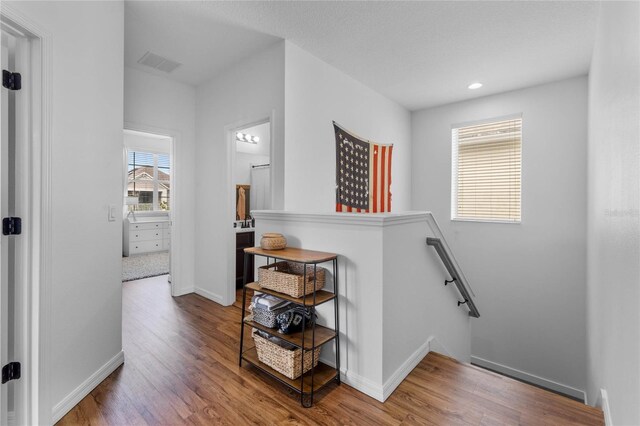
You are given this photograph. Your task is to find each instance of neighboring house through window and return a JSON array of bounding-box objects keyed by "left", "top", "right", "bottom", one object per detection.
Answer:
[
  {"left": 127, "top": 150, "right": 171, "bottom": 211},
  {"left": 451, "top": 116, "right": 522, "bottom": 222}
]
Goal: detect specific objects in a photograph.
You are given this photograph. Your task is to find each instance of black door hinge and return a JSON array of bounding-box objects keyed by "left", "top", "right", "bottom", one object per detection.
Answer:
[
  {"left": 2, "top": 362, "right": 21, "bottom": 384},
  {"left": 2, "top": 70, "right": 21, "bottom": 90},
  {"left": 3, "top": 217, "right": 22, "bottom": 235}
]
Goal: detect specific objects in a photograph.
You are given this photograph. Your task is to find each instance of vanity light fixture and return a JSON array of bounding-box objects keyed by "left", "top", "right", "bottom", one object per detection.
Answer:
[
  {"left": 236, "top": 132, "right": 259, "bottom": 144},
  {"left": 468, "top": 82, "right": 483, "bottom": 90}
]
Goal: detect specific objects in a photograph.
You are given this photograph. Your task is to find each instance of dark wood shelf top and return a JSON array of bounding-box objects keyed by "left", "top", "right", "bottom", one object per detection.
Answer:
[
  {"left": 245, "top": 282, "right": 336, "bottom": 306},
  {"left": 244, "top": 246, "right": 337, "bottom": 264},
  {"left": 242, "top": 348, "right": 338, "bottom": 394},
  {"left": 244, "top": 318, "right": 337, "bottom": 349}
]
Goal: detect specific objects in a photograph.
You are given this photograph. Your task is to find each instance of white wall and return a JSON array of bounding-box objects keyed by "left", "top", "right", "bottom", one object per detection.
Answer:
[
  {"left": 235, "top": 153, "right": 269, "bottom": 185},
  {"left": 251, "top": 211, "right": 471, "bottom": 402},
  {"left": 284, "top": 42, "right": 412, "bottom": 213},
  {"left": 194, "top": 41, "right": 285, "bottom": 304},
  {"left": 5, "top": 1, "right": 125, "bottom": 422},
  {"left": 383, "top": 215, "right": 472, "bottom": 385},
  {"left": 412, "top": 76, "right": 589, "bottom": 399},
  {"left": 587, "top": 1, "right": 640, "bottom": 423},
  {"left": 124, "top": 66, "right": 197, "bottom": 296},
  {"left": 123, "top": 130, "right": 171, "bottom": 154}
]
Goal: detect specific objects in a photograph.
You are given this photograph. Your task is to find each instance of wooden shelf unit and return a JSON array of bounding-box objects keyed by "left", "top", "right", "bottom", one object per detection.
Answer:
[
  {"left": 242, "top": 348, "right": 338, "bottom": 394},
  {"left": 238, "top": 246, "right": 340, "bottom": 407},
  {"left": 244, "top": 282, "right": 336, "bottom": 307},
  {"left": 243, "top": 318, "right": 336, "bottom": 350}
]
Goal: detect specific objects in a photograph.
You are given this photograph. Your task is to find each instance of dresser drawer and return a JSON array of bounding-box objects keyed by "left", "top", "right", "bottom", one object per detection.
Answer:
[
  {"left": 162, "top": 239, "right": 170, "bottom": 250},
  {"left": 130, "top": 222, "right": 166, "bottom": 231},
  {"left": 130, "top": 229, "right": 163, "bottom": 242},
  {"left": 129, "top": 240, "right": 164, "bottom": 254},
  {"left": 163, "top": 228, "right": 171, "bottom": 239}
]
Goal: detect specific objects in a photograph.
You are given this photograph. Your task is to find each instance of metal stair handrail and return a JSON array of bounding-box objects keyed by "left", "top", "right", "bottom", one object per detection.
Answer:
[{"left": 426, "top": 236, "right": 480, "bottom": 318}]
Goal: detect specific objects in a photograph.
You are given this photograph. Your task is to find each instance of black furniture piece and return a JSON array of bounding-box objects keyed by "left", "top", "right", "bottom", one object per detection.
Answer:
[
  {"left": 235, "top": 231, "right": 255, "bottom": 289},
  {"left": 238, "top": 246, "right": 340, "bottom": 407}
]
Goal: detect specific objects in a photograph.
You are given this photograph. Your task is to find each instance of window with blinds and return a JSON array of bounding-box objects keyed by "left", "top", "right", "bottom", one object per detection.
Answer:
[
  {"left": 451, "top": 117, "right": 522, "bottom": 222},
  {"left": 127, "top": 150, "right": 171, "bottom": 211}
]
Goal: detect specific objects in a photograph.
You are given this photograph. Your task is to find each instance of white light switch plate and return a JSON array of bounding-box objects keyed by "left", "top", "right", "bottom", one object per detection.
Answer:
[{"left": 108, "top": 205, "right": 116, "bottom": 222}]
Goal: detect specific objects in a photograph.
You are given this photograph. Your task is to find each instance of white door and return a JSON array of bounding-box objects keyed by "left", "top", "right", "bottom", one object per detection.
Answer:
[{"left": 1, "top": 27, "right": 25, "bottom": 426}]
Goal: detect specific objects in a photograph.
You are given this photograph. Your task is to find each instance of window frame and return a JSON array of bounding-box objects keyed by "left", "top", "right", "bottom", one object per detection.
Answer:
[{"left": 450, "top": 113, "right": 523, "bottom": 224}]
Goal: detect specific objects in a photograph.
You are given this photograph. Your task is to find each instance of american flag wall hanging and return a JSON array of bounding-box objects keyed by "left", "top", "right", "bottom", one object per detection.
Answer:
[{"left": 334, "top": 122, "right": 393, "bottom": 213}]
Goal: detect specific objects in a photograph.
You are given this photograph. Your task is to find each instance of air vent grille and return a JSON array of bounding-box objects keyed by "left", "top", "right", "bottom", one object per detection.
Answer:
[{"left": 137, "top": 51, "right": 182, "bottom": 73}]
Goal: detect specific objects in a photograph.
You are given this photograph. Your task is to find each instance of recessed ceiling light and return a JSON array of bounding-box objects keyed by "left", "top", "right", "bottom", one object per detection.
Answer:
[{"left": 468, "top": 82, "right": 483, "bottom": 90}]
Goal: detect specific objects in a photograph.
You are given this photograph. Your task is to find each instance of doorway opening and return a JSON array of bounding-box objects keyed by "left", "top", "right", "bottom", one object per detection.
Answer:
[
  {"left": 122, "top": 129, "right": 173, "bottom": 287},
  {"left": 228, "top": 118, "right": 272, "bottom": 306}
]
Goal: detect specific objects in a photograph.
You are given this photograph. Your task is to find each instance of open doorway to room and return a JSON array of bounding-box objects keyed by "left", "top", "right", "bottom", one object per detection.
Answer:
[
  {"left": 230, "top": 119, "right": 271, "bottom": 307},
  {"left": 122, "top": 129, "right": 173, "bottom": 286}
]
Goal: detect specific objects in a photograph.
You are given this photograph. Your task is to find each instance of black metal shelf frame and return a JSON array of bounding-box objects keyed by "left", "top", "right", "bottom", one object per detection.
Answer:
[{"left": 238, "top": 252, "right": 341, "bottom": 407}]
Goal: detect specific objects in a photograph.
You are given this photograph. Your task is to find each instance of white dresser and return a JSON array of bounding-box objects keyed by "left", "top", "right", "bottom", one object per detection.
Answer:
[{"left": 123, "top": 216, "right": 171, "bottom": 256}]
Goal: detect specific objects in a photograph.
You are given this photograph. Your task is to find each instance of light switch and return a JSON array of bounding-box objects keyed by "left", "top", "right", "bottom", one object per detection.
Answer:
[{"left": 108, "top": 205, "right": 117, "bottom": 222}]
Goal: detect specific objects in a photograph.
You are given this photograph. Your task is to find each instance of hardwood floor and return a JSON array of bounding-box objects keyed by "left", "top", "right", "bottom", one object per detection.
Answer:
[{"left": 57, "top": 275, "right": 604, "bottom": 425}]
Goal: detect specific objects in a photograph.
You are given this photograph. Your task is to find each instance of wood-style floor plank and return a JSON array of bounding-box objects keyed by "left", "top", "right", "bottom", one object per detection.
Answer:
[{"left": 57, "top": 275, "right": 604, "bottom": 426}]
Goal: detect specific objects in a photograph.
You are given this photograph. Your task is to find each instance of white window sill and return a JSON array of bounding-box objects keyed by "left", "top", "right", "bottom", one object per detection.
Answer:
[{"left": 451, "top": 218, "right": 521, "bottom": 225}]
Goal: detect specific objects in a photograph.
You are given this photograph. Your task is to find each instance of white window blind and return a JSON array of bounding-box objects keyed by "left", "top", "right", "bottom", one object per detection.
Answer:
[{"left": 452, "top": 117, "right": 522, "bottom": 222}]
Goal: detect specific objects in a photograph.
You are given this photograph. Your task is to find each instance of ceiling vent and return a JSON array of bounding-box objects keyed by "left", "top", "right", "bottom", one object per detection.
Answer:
[{"left": 137, "top": 51, "right": 182, "bottom": 73}]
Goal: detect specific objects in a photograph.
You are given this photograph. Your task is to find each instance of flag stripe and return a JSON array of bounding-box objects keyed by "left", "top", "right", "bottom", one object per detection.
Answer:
[
  {"left": 380, "top": 146, "right": 387, "bottom": 212},
  {"left": 373, "top": 145, "right": 379, "bottom": 213},
  {"left": 387, "top": 146, "right": 393, "bottom": 209}
]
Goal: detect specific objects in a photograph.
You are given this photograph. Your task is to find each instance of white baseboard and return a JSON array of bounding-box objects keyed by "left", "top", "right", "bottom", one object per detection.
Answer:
[
  {"left": 600, "top": 389, "right": 613, "bottom": 426},
  {"left": 470, "top": 355, "right": 586, "bottom": 401},
  {"left": 319, "top": 357, "right": 384, "bottom": 401},
  {"left": 319, "top": 337, "right": 437, "bottom": 403},
  {"left": 382, "top": 337, "right": 433, "bottom": 401},
  {"left": 195, "top": 287, "right": 225, "bottom": 305},
  {"left": 52, "top": 350, "right": 124, "bottom": 423},
  {"left": 342, "top": 369, "right": 384, "bottom": 401},
  {"left": 174, "top": 286, "right": 195, "bottom": 296}
]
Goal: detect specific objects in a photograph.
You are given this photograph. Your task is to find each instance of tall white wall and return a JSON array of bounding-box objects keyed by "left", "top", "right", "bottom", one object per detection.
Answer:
[
  {"left": 123, "top": 130, "right": 171, "bottom": 154},
  {"left": 411, "top": 76, "right": 589, "bottom": 399},
  {"left": 5, "top": 1, "right": 124, "bottom": 422},
  {"left": 124, "top": 66, "right": 197, "bottom": 296},
  {"left": 194, "top": 41, "right": 285, "bottom": 304},
  {"left": 284, "top": 42, "right": 411, "bottom": 213},
  {"left": 587, "top": 2, "right": 640, "bottom": 423}
]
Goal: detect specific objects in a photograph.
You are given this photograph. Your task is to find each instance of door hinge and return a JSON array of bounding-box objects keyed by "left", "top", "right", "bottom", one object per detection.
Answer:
[
  {"left": 3, "top": 217, "right": 22, "bottom": 235},
  {"left": 2, "top": 362, "right": 21, "bottom": 384},
  {"left": 2, "top": 70, "right": 21, "bottom": 90}
]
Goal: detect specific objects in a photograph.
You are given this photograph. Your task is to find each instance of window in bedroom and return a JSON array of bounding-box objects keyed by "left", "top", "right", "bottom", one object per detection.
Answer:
[
  {"left": 451, "top": 116, "right": 522, "bottom": 223},
  {"left": 127, "top": 150, "right": 171, "bottom": 211}
]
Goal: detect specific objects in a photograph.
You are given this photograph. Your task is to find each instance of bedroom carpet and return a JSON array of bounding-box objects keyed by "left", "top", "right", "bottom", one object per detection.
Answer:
[{"left": 122, "top": 252, "right": 169, "bottom": 282}]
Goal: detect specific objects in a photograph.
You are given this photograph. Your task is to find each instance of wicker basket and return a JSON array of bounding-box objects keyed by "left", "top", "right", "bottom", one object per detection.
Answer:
[
  {"left": 258, "top": 261, "right": 326, "bottom": 298},
  {"left": 260, "top": 233, "right": 287, "bottom": 250},
  {"left": 252, "top": 331, "right": 321, "bottom": 380}
]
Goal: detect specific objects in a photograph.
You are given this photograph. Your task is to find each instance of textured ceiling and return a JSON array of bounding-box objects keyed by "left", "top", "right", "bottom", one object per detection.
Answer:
[
  {"left": 125, "top": 1, "right": 281, "bottom": 86},
  {"left": 125, "top": 1, "right": 599, "bottom": 110}
]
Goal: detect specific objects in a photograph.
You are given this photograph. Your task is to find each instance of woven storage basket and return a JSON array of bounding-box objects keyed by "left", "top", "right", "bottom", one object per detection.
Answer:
[
  {"left": 252, "top": 331, "right": 321, "bottom": 380},
  {"left": 260, "top": 233, "right": 287, "bottom": 250},
  {"left": 251, "top": 303, "right": 291, "bottom": 328},
  {"left": 258, "top": 261, "right": 326, "bottom": 298}
]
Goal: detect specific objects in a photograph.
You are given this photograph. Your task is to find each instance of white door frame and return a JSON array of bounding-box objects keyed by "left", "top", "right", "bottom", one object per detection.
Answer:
[
  {"left": 224, "top": 112, "right": 274, "bottom": 306},
  {"left": 124, "top": 122, "right": 181, "bottom": 297},
  {"left": 1, "top": 5, "right": 52, "bottom": 426}
]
